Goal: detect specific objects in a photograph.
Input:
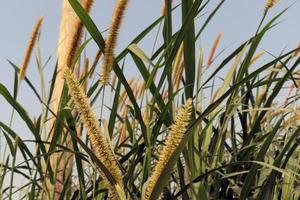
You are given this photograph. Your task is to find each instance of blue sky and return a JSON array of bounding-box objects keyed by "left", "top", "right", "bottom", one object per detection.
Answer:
[{"left": 0, "top": 0, "right": 299, "bottom": 140}]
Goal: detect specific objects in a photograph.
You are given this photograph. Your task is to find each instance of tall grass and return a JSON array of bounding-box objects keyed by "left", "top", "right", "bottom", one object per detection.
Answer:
[{"left": 1, "top": 0, "right": 300, "bottom": 199}]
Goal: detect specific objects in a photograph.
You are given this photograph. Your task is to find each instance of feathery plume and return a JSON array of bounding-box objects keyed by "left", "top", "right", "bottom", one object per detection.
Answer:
[
  {"left": 83, "top": 0, "right": 94, "bottom": 12},
  {"left": 207, "top": 32, "right": 222, "bottom": 67},
  {"left": 53, "top": 0, "right": 95, "bottom": 121},
  {"left": 46, "top": 1, "right": 95, "bottom": 198},
  {"left": 100, "top": 0, "right": 129, "bottom": 85},
  {"left": 58, "top": 0, "right": 94, "bottom": 69},
  {"left": 264, "top": 0, "right": 279, "bottom": 12},
  {"left": 63, "top": 67, "right": 123, "bottom": 198},
  {"left": 19, "top": 16, "right": 44, "bottom": 80},
  {"left": 144, "top": 99, "right": 193, "bottom": 200}
]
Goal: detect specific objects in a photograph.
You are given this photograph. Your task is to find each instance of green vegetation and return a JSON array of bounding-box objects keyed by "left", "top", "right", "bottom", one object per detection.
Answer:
[{"left": 1, "top": 0, "right": 300, "bottom": 199}]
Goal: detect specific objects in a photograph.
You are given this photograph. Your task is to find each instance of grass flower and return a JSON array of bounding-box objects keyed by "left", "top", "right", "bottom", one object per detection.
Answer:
[
  {"left": 53, "top": 0, "right": 95, "bottom": 117},
  {"left": 47, "top": 1, "right": 95, "bottom": 197},
  {"left": 100, "top": 0, "right": 129, "bottom": 85},
  {"left": 265, "top": 0, "right": 279, "bottom": 12},
  {"left": 63, "top": 67, "right": 123, "bottom": 198},
  {"left": 19, "top": 16, "right": 43, "bottom": 80},
  {"left": 144, "top": 99, "right": 193, "bottom": 200},
  {"left": 57, "top": 0, "right": 93, "bottom": 70},
  {"left": 207, "top": 32, "right": 222, "bottom": 67}
]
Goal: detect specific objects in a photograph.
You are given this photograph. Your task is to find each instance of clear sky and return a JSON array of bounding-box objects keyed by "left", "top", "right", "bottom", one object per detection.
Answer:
[{"left": 0, "top": 0, "right": 300, "bottom": 140}]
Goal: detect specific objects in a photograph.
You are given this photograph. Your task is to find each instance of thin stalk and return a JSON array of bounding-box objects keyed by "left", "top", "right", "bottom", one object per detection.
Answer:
[{"left": 9, "top": 137, "right": 19, "bottom": 200}]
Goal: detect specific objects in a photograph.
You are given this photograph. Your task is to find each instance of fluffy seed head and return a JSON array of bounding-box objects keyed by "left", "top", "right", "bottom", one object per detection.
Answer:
[
  {"left": 207, "top": 32, "right": 222, "bottom": 67},
  {"left": 100, "top": 0, "right": 129, "bottom": 85},
  {"left": 46, "top": 1, "right": 95, "bottom": 197},
  {"left": 144, "top": 99, "right": 193, "bottom": 200},
  {"left": 63, "top": 67, "right": 123, "bottom": 197},
  {"left": 264, "top": 0, "right": 279, "bottom": 12},
  {"left": 52, "top": 0, "right": 95, "bottom": 119},
  {"left": 19, "top": 16, "right": 44, "bottom": 80}
]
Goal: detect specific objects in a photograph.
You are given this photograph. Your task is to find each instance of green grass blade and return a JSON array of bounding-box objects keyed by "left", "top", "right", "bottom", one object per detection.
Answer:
[{"left": 182, "top": 0, "right": 196, "bottom": 99}]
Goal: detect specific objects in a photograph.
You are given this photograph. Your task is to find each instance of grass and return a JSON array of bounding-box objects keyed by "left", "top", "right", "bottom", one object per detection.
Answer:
[{"left": 1, "top": 0, "right": 300, "bottom": 199}]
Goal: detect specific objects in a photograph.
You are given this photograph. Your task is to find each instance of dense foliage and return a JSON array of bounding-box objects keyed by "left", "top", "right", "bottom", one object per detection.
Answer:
[{"left": 1, "top": 0, "right": 300, "bottom": 199}]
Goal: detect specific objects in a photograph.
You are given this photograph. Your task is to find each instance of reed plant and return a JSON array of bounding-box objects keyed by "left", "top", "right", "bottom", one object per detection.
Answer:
[{"left": 1, "top": 0, "right": 300, "bottom": 199}]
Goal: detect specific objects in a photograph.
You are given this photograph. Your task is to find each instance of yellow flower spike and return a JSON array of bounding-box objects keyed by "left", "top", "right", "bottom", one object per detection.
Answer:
[
  {"left": 19, "top": 16, "right": 44, "bottom": 80},
  {"left": 63, "top": 67, "right": 123, "bottom": 199},
  {"left": 144, "top": 99, "right": 193, "bottom": 200},
  {"left": 264, "top": 0, "right": 279, "bottom": 12},
  {"left": 207, "top": 32, "right": 222, "bottom": 67},
  {"left": 100, "top": 0, "right": 130, "bottom": 85}
]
